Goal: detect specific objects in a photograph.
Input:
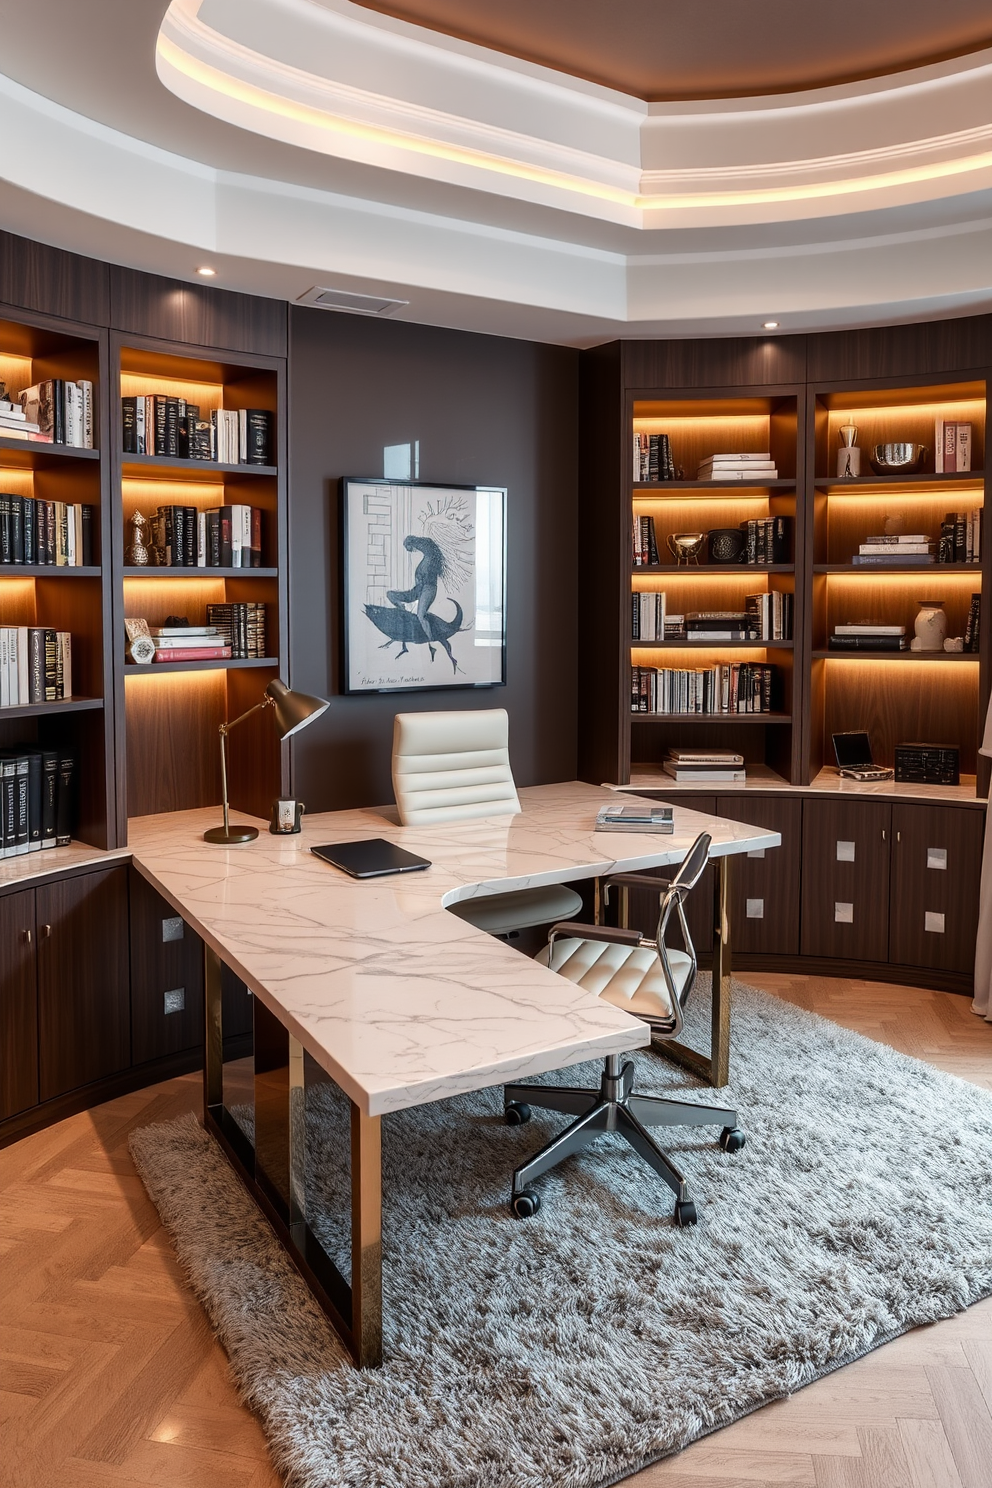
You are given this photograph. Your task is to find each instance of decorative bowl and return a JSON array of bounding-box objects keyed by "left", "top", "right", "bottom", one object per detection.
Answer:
[
  {"left": 707, "top": 527, "right": 746, "bottom": 564},
  {"left": 667, "top": 531, "right": 706, "bottom": 565},
  {"left": 869, "top": 443, "right": 928, "bottom": 474}
]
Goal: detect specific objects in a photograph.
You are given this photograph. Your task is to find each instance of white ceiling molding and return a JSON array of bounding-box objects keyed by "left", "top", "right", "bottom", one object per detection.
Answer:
[{"left": 158, "top": 0, "right": 992, "bottom": 227}]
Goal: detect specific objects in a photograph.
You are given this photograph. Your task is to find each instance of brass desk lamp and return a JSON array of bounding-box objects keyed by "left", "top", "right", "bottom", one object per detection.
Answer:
[{"left": 204, "top": 678, "right": 329, "bottom": 845}]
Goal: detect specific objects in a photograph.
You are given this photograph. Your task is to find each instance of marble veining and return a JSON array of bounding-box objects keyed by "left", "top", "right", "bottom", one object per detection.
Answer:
[{"left": 128, "top": 782, "right": 780, "bottom": 1117}]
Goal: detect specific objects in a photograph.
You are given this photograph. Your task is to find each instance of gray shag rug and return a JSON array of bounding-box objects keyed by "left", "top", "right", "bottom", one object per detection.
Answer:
[{"left": 129, "top": 979, "right": 992, "bottom": 1488}]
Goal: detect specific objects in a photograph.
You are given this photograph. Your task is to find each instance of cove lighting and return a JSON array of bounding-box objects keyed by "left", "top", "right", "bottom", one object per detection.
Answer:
[
  {"left": 763, "top": 321, "right": 779, "bottom": 329},
  {"left": 196, "top": 266, "right": 216, "bottom": 277}
]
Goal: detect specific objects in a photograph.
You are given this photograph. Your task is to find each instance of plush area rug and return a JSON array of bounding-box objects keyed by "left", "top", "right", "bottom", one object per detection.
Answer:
[{"left": 129, "top": 980, "right": 992, "bottom": 1488}]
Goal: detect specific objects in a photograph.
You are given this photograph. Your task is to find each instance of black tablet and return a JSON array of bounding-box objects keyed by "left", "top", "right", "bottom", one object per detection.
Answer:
[{"left": 310, "top": 838, "right": 431, "bottom": 878}]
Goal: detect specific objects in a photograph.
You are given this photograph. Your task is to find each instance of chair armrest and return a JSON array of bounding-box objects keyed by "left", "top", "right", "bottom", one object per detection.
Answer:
[
  {"left": 602, "top": 873, "right": 673, "bottom": 894},
  {"left": 548, "top": 921, "right": 641, "bottom": 947}
]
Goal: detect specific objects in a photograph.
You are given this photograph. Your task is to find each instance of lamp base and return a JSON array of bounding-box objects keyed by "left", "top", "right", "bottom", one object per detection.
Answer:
[{"left": 203, "top": 825, "right": 259, "bottom": 845}]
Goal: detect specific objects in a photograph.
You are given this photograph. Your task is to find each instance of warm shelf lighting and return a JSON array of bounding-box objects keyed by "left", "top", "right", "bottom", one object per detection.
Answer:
[
  {"left": 196, "top": 266, "right": 216, "bottom": 277},
  {"left": 763, "top": 321, "right": 779, "bottom": 329}
]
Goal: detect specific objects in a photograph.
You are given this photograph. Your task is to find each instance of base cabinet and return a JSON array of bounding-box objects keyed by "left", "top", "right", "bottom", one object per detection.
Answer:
[
  {"left": 800, "top": 800, "right": 892, "bottom": 962},
  {"left": 0, "top": 889, "right": 39, "bottom": 1120},
  {"left": 37, "top": 867, "right": 131, "bottom": 1102},
  {"left": 129, "top": 868, "right": 204, "bottom": 1065},
  {"left": 889, "top": 805, "right": 983, "bottom": 975},
  {"left": 716, "top": 796, "right": 802, "bottom": 956}
]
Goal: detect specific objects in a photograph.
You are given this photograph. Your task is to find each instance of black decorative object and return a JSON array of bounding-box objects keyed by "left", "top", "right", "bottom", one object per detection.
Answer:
[
  {"left": 707, "top": 527, "right": 746, "bottom": 564},
  {"left": 894, "top": 743, "right": 960, "bottom": 786}
]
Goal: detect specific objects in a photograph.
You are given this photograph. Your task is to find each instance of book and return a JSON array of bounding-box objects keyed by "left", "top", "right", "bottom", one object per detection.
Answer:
[
  {"left": 851, "top": 554, "right": 936, "bottom": 566},
  {"left": 859, "top": 543, "right": 933, "bottom": 556},
  {"left": 662, "top": 763, "right": 746, "bottom": 782},
  {"left": 153, "top": 646, "right": 232, "bottom": 662},
  {"left": 668, "top": 750, "right": 744, "bottom": 765},
  {"left": 55, "top": 748, "right": 75, "bottom": 846},
  {"left": 834, "top": 623, "right": 906, "bottom": 635},
  {"left": 828, "top": 635, "right": 909, "bottom": 650}
]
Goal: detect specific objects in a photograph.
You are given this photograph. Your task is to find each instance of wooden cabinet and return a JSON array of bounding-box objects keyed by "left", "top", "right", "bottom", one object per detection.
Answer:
[
  {"left": 889, "top": 805, "right": 983, "bottom": 975},
  {"left": 800, "top": 798, "right": 892, "bottom": 962},
  {"left": 716, "top": 796, "right": 802, "bottom": 956},
  {"left": 129, "top": 868, "right": 204, "bottom": 1066},
  {"left": 37, "top": 866, "right": 130, "bottom": 1102},
  {"left": 0, "top": 889, "right": 39, "bottom": 1120}
]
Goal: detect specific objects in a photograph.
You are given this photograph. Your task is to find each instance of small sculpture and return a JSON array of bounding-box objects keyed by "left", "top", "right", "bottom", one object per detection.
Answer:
[
  {"left": 668, "top": 532, "right": 706, "bottom": 566},
  {"left": 837, "top": 421, "right": 861, "bottom": 479},
  {"left": 126, "top": 510, "right": 150, "bottom": 566}
]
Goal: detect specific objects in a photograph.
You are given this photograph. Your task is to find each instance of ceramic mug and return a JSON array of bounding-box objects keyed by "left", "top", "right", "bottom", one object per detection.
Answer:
[{"left": 270, "top": 799, "right": 306, "bottom": 834}]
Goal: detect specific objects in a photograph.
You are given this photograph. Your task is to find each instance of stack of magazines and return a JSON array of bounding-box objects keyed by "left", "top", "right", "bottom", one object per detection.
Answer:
[{"left": 595, "top": 801, "right": 674, "bottom": 833}]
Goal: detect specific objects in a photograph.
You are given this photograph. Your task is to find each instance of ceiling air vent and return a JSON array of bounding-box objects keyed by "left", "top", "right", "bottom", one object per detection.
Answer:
[{"left": 296, "top": 286, "right": 409, "bottom": 316}]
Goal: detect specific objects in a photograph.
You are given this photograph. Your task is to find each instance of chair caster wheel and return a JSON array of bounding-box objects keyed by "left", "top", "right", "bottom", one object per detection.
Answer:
[
  {"left": 511, "top": 1188, "right": 541, "bottom": 1218},
  {"left": 674, "top": 1199, "right": 698, "bottom": 1227},
  {"left": 505, "top": 1102, "right": 531, "bottom": 1126},
  {"left": 720, "top": 1126, "right": 746, "bottom": 1153}
]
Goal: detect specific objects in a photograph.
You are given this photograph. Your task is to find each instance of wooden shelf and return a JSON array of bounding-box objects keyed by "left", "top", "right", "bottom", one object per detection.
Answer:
[
  {"left": 631, "top": 639, "right": 793, "bottom": 649},
  {"left": 0, "top": 697, "right": 103, "bottom": 719},
  {"left": 815, "top": 564, "right": 981, "bottom": 575},
  {"left": 122, "top": 454, "right": 277, "bottom": 480},
  {"left": 0, "top": 438, "right": 99, "bottom": 468},
  {"left": 634, "top": 479, "right": 795, "bottom": 493},
  {"left": 816, "top": 471, "right": 983, "bottom": 491},
  {"left": 815, "top": 649, "right": 980, "bottom": 661},
  {"left": 124, "top": 657, "right": 278, "bottom": 675},
  {"left": 123, "top": 567, "right": 278, "bottom": 578},
  {"left": 631, "top": 712, "right": 792, "bottom": 724},
  {"left": 633, "top": 564, "right": 794, "bottom": 575},
  {"left": 0, "top": 566, "right": 100, "bottom": 578}
]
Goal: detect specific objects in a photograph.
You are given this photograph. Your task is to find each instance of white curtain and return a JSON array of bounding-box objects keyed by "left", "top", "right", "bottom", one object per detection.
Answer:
[{"left": 973, "top": 692, "right": 992, "bottom": 1020}]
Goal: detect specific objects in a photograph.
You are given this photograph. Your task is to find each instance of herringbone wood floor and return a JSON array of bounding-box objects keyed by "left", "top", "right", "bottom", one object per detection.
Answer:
[{"left": 2, "top": 976, "right": 991, "bottom": 1488}]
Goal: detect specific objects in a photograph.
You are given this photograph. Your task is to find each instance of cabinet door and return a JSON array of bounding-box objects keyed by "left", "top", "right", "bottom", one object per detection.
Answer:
[
  {"left": 0, "top": 888, "right": 38, "bottom": 1120},
  {"left": 716, "top": 796, "right": 802, "bottom": 955},
  {"left": 37, "top": 867, "right": 130, "bottom": 1101},
  {"left": 801, "top": 798, "right": 891, "bottom": 962},
  {"left": 889, "top": 804, "right": 984, "bottom": 974},
  {"left": 129, "top": 868, "right": 204, "bottom": 1065},
  {"left": 613, "top": 796, "right": 716, "bottom": 957}
]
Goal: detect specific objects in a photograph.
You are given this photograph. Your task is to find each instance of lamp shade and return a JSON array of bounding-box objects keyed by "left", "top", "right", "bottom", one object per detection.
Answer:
[{"left": 264, "top": 679, "right": 329, "bottom": 739}]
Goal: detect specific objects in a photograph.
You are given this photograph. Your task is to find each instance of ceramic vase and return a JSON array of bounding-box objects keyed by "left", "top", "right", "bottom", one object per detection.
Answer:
[{"left": 913, "top": 600, "right": 947, "bottom": 651}]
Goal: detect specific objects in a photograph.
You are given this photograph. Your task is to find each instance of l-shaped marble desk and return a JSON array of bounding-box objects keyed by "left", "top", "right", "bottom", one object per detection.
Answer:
[{"left": 127, "top": 780, "right": 780, "bottom": 1366}]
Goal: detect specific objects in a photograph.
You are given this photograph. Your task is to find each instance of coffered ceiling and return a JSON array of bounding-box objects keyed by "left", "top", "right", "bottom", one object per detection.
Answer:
[
  {"left": 355, "top": 0, "right": 992, "bottom": 101},
  {"left": 0, "top": 0, "right": 988, "bottom": 345}
]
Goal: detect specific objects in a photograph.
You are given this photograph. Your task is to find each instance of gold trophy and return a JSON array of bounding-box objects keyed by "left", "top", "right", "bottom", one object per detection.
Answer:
[{"left": 667, "top": 531, "right": 706, "bottom": 565}]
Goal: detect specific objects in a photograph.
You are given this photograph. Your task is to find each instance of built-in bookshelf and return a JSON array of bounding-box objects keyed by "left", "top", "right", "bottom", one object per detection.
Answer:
[
  {"left": 113, "top": 337, "right": 287, "bottom": 835},
  {"left": 628, "top": 392, "right": 803, "bottom": 786},
  {"left": 0, "top": 308, "right": 113, "bottom": 850}
]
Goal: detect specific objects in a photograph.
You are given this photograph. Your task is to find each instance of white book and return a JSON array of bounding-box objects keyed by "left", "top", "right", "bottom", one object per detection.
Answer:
[
  {"left": 0, "top": 629, "right": 8, "bottom": 708},
  {"left": 699, "top": 453, "right": 772, "bottom": 463},
  {"left": 669, "top": 751, "right": 743, "bottom": 764},
  {"left": 242, "top": 504, "right": 252, "bottom": 563},
  {"left": 15, "top": 627, "right": 29, "bottom": 706},
  {"left": 834, "top": 623, "right": 906, "bottom": 635},
  {"left": 197, "top": 510, "right": 207, "bottom": 566},
  {"left": 79, "top": 380, "right": 93, "bottom": 448},
  {"left": 698, "top": 469, "right": 777, "bottom": 481},
  {"left": 859, "top": 543, "right": 932, "bottom": 555},
  {"left": 957, "top": 423, "right": 972, "bottom": 472},
  {"left": 934, "top": 418, "right": 945, "bottom": 473},
  {"left": 136, "top": 397, "right": 145, "bottom": 455},
  {"left": 239, "top": 407, "right": 248, "bottom": 463},
  {"left": 66, "top": 505, "right": 77, "bottom": 567}
]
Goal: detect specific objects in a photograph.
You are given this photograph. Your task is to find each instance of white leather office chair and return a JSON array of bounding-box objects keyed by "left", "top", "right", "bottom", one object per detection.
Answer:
[
  {"left": 391, "top": 708, "right": 583, "bottom": 936},
  {"left": 503, "top": 832, "right": 745, "bottom": 1225}
]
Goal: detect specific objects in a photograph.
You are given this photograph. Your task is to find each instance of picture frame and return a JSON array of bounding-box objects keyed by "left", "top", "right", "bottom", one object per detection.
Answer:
[{"left": 341, "top": 478, "right": 507, "bottom": 694}]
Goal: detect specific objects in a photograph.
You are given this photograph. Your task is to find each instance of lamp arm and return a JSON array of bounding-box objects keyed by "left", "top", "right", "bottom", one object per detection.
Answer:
[
  {"left": 219, "top": 696, "right": 273, "bottom": 737},
  {"left": 215, "top": 696, "right": 274, "bottom": 838}
]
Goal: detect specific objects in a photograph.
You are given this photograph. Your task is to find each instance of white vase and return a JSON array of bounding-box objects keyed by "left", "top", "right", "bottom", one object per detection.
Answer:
[{"left": 914, "top": 601, "right": 947, "bottom": 651}]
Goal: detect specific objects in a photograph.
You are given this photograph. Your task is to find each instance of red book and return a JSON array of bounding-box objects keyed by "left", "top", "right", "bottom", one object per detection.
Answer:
[
  {"left": 153, "top": 646, "right": 232, "bottom": 663},
  {"left": 251, "top": 507, "right": 262, "bottom": 567}
]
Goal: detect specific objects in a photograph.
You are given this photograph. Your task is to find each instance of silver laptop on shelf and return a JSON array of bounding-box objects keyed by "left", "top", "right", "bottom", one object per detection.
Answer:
[{"left": 831, "top": 731, "right": 894, "bottom": 782}]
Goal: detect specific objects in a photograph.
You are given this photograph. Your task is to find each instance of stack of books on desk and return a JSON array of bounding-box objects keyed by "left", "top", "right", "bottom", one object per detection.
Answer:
[
  {"left": 697, "top": 453, "right": 778, "bottom": 481},
  {"left": 829, "top": 623, "right": 908, "bottom": 652},
  {"left": 663, "top": 750, "right": 745, "bottom": 783},
  {"left": 853, "top": 535, "right": 935, "bottom": 566},
  {"left": 595, "top": 801, "right": 674, "bottom": 833}
]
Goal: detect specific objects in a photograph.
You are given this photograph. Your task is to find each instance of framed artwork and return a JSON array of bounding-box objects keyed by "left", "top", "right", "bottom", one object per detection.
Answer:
[{"left": 341, "top": 478, "right": 507, "bottom": 693}]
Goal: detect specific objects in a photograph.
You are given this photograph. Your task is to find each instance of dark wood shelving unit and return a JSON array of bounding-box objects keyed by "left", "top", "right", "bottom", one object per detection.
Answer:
[
  {"left": 634, "top": 563, "right": 795, "bottom": 575},
  {"left": 814, "top": 470, "right": 984, "bottom": 489},
  {"left": 0, "top": 436, "right": 100, "bottom": 465},
  {"left": 813, "top": 650, "right": 979, "bottom": 661},
  {"left": 113, "top": 332, "right": 288, "bottom": 833},
  {"left": 0, "top": 697, "right": 104, "bottom": 719},
  {"left": 814, "top": 563, "right": 981, "bottom": 574},
  {"left": 0, "top": 565, "right": 101, "bottom": 577},
  {"left": 631, "top": 711, "right": 793, "bottom": 724},
  {"left": 632, "top": 639, "right": 794, "bottom": 650},
  {"left": 634, "top": 479, "right": 796, "bottom": 492}
]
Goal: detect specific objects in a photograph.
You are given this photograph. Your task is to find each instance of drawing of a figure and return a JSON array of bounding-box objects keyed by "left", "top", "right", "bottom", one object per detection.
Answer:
[{"left": 364, "top": 495, "right": 474, "bottom": 673}]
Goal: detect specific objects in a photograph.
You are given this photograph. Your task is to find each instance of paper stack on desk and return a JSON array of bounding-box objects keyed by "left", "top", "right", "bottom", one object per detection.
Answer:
[{"left": 595, "top": 802, "right": 674, "bottom": 833}]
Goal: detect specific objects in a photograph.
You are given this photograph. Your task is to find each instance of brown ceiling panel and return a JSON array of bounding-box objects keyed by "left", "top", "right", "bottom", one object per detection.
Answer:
[{"left": 355, "top": 0, "right": 992, "bottom": 100}]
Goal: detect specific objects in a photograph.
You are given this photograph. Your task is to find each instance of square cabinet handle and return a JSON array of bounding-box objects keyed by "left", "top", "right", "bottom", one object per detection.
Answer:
[
  {"left": 834, "top": 902, "right": 854, "bottom": 923},
  {"left": 836, "top": 840, "right": 856, "bottom": 862},
  {"left": 746, "top": 898, "right": 764, "bottom": 919}
]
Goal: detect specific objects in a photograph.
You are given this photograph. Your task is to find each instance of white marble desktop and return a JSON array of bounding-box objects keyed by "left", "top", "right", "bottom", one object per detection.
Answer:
[{"left": 127, "top": 782, "right": 779, "bottom": 1118}]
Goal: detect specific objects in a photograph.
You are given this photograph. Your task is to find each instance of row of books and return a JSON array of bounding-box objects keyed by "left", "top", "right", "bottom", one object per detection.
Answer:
[
  {"left": 0, "top": 747, "right": 75, "bottom": 854},
  {"left": 631, "top": 596, "right": 792, "bottom": 641},
  {"left": 631, "top": 663, "right": 779, "bottom": 714},
  {"left": 934, "top": 421, "right": 973, "bottom": 473},
  {"left": 939, "top": 511, "right": 981, "bottom": 564},
  {"left": 1, "top": 381, "right": 94, "bottom": 447},
  {"left": 122, "top": 399, "right": 272, "bottom": 464},
  {"left": 740, "top": 517, "right": 791, "bottom": 565},
  {"left": 663, "top": 750, "right": 745, "bottom": 783},
  {"left": 0, "top": 497, "right": 95, "bottom": 567},
  {"left": 697, "top": 453, "right": 778, "bottom": 481},
  {"left": 633, "top": 433, "right": 677, "bottom": 483},
  {"left": 206, "top": 604, "right": 268, "bottom": 659},
  {"left": 632, "top": 515, "right": 661, "bottom": 567},
  {"left": 0, "top": 628, "right": 73, "bottom": 705},
  {"left": 139, "top": 504, "right": 264, "bottom": 568},
  {"left": 965, "top": 594, "right": 981, "bottom": 651},
  {"left": 745, "top": 592, "right": 793, "bottom": 640}
]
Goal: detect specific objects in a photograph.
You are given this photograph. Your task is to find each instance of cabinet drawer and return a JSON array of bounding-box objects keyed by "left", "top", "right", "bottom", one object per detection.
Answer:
[
  {"left": 801, "top": 798, "right": 891, "bottom": 962},
  {"left": 716, "top": 796, "right": 801, "bottom": 955},
  {"left": 889, "top": 805, "right": 984, "bottom": 974}
]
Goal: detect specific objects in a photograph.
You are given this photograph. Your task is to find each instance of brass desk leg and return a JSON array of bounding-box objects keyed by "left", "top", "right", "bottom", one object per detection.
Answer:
[
  {"left": 350, "top": 1106, "right": 383, "bottom": 1369},
  {"left": 659, "top": 855, "right": 732, "bottom": 1089}
]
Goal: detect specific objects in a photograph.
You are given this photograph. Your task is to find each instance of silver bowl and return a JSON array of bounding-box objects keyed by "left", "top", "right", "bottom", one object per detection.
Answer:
[{"left": 870, "top": 442, "right": 928, "bottom": 474}]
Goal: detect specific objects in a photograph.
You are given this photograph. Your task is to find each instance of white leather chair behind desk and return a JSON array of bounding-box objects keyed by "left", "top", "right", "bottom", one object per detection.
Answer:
[{"left": 391, "top": 708, "right": 583, "bottom": 935}]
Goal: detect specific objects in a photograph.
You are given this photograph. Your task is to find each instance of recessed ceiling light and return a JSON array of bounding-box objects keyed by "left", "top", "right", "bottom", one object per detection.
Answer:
[
  {"left": 763, "top": 320, "right": 779, "bottom": 329},
  {"left": 196, "top": 266, "right": 216, "bottom": 277}
]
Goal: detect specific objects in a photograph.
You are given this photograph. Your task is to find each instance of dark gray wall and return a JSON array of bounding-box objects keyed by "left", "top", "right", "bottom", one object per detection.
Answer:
[{"left": 287, "top": 307, "right": 579, "bottom": 810}]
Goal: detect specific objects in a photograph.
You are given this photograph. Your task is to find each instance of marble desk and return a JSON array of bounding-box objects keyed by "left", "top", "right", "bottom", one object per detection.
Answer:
[{"left": 128, "top": 781, "right": 780, "bottom": 1366}]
